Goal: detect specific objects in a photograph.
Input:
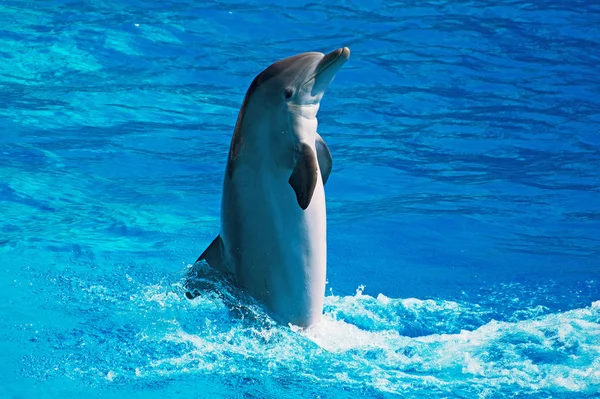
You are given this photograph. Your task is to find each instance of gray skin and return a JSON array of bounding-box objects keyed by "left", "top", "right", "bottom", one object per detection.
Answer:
[{"left": 187, "top": 47, "right": 350, "bottom": 327}]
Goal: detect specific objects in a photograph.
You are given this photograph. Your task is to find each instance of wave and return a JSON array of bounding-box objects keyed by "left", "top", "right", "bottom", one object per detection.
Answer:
[{"left": 23, "top": 270, "right": 598, "bottom": 398}]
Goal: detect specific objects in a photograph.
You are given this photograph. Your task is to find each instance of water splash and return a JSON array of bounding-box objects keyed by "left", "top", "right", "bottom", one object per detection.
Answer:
[{"left": 20, "top": 267, "right": 600, "bottom": 398}]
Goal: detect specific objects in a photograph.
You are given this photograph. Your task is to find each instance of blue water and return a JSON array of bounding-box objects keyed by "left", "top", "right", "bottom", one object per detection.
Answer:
[{"left": 1, "top": 0, "right": 599, "bottom": 398}]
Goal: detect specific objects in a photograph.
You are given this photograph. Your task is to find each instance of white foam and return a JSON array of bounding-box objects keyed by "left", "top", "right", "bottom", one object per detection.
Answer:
[{"left": 67, "top": 280, "right": 600, "bottom": 396}]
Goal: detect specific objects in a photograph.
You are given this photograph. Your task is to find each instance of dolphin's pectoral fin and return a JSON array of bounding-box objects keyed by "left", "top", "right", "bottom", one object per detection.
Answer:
[
  {"left": 315, "top": 132, "right": 332, "bottom": 185},
  {"left": 289, "top": 142, "right": 319, "bottom": 210}
]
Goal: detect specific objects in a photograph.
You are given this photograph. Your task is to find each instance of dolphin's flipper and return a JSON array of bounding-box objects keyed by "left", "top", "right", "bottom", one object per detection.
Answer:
[
  {"left": 289, "top": 142, "right": 319, "bottom": 210},
  {"left": 315, "top": 133, "right": 332, "bottom": 185}
]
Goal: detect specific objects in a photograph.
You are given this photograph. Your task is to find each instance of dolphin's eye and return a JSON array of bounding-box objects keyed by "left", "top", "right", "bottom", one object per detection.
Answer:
[{"left": 284, "top": 88, "right": 294, "bottom": 100}]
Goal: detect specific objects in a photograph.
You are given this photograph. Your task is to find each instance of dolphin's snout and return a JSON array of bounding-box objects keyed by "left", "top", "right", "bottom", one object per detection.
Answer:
[
  {"left": 337, "top": 47, "right": 351, "bottom": 60},
  {"left": 309, "top": 47, "right": 350, "bottom": 96},
  {"left": 316, "top": 47, "right": 350, "bottom": 75}
]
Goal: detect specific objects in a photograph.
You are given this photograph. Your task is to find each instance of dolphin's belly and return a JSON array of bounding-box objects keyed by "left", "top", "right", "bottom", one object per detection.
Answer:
[{"left": 221, "top": 172, "right": 327, "bottom": 327}]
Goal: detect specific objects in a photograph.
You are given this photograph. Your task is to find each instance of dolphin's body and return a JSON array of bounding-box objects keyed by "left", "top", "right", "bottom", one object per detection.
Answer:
[{"left": 188, "top": 47, "right": 350, "bottom": 327}]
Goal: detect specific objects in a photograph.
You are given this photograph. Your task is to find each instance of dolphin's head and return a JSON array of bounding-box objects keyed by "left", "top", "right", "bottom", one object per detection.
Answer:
[
  {"left": 249, "top": 47, "right": 350, "bottom": 119},
  {"left": 229, "top": 48, "right": 349, "bottom": 175}
]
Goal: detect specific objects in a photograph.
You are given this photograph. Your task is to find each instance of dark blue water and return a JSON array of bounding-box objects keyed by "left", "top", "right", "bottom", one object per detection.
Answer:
[{"left": 1, "top": 1, "right": 599, "bottom": 398}]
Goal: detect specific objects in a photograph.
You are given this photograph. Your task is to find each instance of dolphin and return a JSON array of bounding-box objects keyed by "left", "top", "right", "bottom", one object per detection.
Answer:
[{"left": 187, "top": 47, "right": 350, "bottom": 327}]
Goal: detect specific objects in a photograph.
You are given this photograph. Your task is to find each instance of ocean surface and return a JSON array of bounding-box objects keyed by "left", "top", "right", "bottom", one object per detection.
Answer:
[{"left": 1, "top": 0, "right": 599, "bottom": 398}]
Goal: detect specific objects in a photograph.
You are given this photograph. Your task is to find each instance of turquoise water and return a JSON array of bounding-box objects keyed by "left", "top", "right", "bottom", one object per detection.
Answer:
[{"left": 2, "top": 1, "right": 599, "bottom": 398}]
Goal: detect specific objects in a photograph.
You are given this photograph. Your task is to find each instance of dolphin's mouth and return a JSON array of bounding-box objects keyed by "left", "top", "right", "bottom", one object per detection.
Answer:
[
  {"left": 314, "top": 47, "right": 350, "bottom": 78},
  {"left": 304, "top": 47, "right": 350, "bottom": 95}
]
